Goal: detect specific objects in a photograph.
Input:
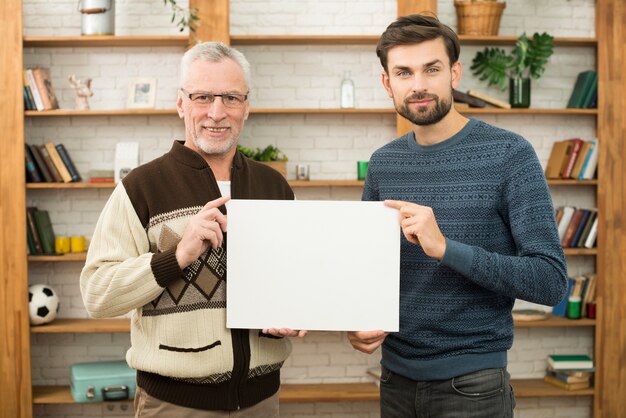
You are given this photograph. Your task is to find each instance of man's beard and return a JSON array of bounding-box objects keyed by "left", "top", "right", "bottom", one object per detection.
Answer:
[
  {"left": 396, "top": 91, "right": 453, "bottom": 126},
  {"left": 193, "top": 133, "right": 237, "bottom": 156}
]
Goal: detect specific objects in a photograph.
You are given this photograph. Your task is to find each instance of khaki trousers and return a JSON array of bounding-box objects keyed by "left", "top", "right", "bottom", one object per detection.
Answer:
[{"left": 134, "top": 386, "right": 279, "bottom": 418}]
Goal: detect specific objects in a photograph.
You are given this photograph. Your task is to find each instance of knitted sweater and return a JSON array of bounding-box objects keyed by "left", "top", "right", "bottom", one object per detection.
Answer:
[
  {"left": 80, "top": 141, "right": 294, "bottom": 410},
  {"left": 363, "top": 118, "right": 568, "bottom": 381}
]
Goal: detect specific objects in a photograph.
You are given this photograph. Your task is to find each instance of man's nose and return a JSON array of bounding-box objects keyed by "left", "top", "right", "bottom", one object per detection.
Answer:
[{"left": 206, "top": 97, "right": 228, "bottom": 120}]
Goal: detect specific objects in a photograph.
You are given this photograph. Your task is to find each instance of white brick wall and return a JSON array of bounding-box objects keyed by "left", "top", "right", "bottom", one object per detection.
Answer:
[{"left": 23, "top": 0, "right": 597, "bottom": 417}]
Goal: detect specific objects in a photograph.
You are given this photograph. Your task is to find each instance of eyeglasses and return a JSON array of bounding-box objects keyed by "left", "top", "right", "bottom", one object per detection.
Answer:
[{"left": 180, "top": 88, "right": 248, "bottom": 108}]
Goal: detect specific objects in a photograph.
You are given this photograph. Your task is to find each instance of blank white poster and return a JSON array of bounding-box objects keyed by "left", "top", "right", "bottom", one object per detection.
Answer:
[{"left": 226, "top": 200, "right": 400, "bottom": 331}]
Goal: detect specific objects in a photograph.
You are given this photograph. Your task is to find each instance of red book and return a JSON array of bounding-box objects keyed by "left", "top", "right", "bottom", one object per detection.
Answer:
[{"left": 561, "top": 138, "right": 584, "bottom": 179}]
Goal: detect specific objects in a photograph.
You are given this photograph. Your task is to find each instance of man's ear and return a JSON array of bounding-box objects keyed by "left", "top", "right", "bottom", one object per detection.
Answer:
[
  {"left": 176, "top": 90, "right": 185, "bottom": 119},
  {"left": 381, "top": 71, "right": 393, "bottom": 98},
  {"left": 451, "top": 60, "right": 462, "bottom": 90}
]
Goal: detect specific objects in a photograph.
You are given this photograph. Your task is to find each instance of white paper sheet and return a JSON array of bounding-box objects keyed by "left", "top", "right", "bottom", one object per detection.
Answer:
[{"left": 226, "top": 199, "right": 400, "bottom": 331}]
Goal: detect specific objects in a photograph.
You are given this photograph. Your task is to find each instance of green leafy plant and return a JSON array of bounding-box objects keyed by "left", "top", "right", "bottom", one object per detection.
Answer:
[
  {"left": 163, "top": 0, "right": 199, "bottom": 32},
  {"left": 470, "top": 32, "right": 555, "bottom": 90},
  {"left": 237, "top": 145, "right": 288, "bottom": 162}
]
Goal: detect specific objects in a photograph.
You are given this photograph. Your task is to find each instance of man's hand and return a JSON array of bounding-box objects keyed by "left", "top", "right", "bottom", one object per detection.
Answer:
[
  {"left": 175, "top": 195, "right": 230, "bottom": 269},
  {"left": 262, "top": 328, "right": 308, "bottom": 338},
  {"left": 347, "top": 330, "right": 388, "bottom": 354},
  {"left": 385, "top": 200, "right": 446, "bottom": 260}
]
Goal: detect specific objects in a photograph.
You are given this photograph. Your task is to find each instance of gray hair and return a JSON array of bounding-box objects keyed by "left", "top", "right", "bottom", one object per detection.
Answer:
[{"left": 179, "top": 41, "right": 251, "bottom": 90}]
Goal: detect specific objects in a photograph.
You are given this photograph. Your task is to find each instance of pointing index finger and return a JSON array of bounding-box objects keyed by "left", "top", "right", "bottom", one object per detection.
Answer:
[{"left": 202, "top": 195, "right": 231, "bottom": 211}]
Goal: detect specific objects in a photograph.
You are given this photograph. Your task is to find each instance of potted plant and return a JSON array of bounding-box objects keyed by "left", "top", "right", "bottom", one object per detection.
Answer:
[
  {"left": 470, "top": 32, "right": 555, "bottom": 108},
  {"left": 237, "top": 145, "right": 288, "bottom": 177}
]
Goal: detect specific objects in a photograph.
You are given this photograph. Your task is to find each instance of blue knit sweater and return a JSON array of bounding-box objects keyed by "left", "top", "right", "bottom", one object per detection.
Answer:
[{"left": 363, "top": 118, "right": 568, "bottom": 381}]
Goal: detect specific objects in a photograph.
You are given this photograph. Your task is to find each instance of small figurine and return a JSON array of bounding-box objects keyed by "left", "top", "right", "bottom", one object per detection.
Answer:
[{"left": 68, "top": 74, "right": 93, "bottom": 110}]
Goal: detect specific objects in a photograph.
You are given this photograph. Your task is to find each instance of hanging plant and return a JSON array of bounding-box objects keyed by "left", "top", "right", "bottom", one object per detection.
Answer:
[{"left": 163, "top": 0, "right": 199, "bottom": 32}]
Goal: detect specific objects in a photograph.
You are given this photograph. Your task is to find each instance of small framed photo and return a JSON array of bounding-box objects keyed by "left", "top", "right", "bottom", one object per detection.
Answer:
[{"left": 126, "top": 77, "right": 157, "bottom": 109}]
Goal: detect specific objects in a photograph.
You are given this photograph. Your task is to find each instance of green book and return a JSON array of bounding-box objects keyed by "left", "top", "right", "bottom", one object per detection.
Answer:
[
  {"left": 547, "top": 354, "right": 593, "bottom": 370},
  {"left": 581, "top": 71, "right": 598, "bottom": 108},
  {"left": 33, "top": 209, "right": 56, "bottom": 255},
  {"left": 567, "top": 70, "right": 597, "bottom": 108}
]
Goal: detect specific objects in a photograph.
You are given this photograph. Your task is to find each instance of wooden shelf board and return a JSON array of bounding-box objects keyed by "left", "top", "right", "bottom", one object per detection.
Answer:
[
  {"left": 458, "top": 35, "right": 597, "bottom": 47},
  {"left": 511, "top": 379, "right": 595, "bottom": 398},
  {"left": 23, "top": 35, "right": 595, "bottom": 48},
  {"left": 457, "top": 107, "right": 597, "bottom": 115},
  {"left": 280, "top": 383, "right": 379, "bottom": 403},
  {"left": 31, "top": 315, "right": 594, "bottom": 335},
  {"left": 30, "top": 318, "right": 130, "bottom": 334},
  {"left": 23, "top": 35, "right": 189, "bottom": 48},
  {"left": 547, "top": 179, "right": 597, "bottom": 186},
  {"left": 28, "top": 253, "right": 87, "bottom": 262},
  {"left": 289, "top": 180, "right": 364, "bottom": 187},
  {"left": 563, "top": 248, "right": 597, "bottom": 256},
  {"left": 27, "top": 182, "right": 115, "bottom": 189},
  {"left": 25, "top": 108, "right": 597, "bottom": 117},
  {"left": 32, "top": 379, "right": 593, "bottom": 404},
  {"left": 25, "top": 109, "right": 178, "bottom": 117},
  {"left": 514, "top": 316, "right": 595, "bottom": 327},
  {"left": 231, "top": 35, "right": 380, "bottom": 45},
  {"left": 250, "top": 108, "right": 395, "bottom": 114}
]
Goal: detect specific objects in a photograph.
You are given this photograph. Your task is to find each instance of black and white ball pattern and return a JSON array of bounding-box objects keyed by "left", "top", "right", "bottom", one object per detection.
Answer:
[{"left": 28, "top": 284, "right": 60, "bottom": 325}]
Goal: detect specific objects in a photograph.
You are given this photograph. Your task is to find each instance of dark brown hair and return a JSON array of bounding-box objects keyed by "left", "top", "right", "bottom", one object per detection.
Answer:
[{"left": 376, "top": 14, "right": 460, "bottom": 72}]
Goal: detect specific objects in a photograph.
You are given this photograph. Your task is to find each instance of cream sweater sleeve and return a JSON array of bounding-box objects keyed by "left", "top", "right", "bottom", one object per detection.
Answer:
[{"left": 80, "top": 183, "right": 165, "bottom": 318}]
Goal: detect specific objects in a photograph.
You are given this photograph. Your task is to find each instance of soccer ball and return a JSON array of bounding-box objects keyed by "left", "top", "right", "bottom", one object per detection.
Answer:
[{"left": 28, "top": 284, "right": 60, "bottom": 325}]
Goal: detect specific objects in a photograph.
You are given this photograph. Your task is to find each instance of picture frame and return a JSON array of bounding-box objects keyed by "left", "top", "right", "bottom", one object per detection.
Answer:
[{"left": 126, "top": 77, "right": 157, "bottom": 109}]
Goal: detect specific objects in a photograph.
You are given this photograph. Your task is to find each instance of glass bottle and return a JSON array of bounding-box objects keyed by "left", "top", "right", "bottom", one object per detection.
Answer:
[{"left": 340, "top": 71, "right": 355, "bottom": 108}]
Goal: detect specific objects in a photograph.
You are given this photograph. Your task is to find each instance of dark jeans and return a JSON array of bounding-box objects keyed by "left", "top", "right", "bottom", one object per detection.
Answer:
[{"left": 380, "top": 366, "right": 516, "bottom": 418}]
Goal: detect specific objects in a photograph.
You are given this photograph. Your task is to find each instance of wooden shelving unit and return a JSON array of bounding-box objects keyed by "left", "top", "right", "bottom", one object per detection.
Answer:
[
  {"left": 31, "top": 378, "right": 593, "bottom": 405},
  {"left": 3, "top": 1, "right": 623, "bottom": 417}
]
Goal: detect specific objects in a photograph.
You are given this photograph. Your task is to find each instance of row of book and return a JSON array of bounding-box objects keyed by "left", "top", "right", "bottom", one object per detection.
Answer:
[
  {"left": 566, "top": 70, "right": 598, "bottom": 109},
  {"left": 25, "top": 143, "right": 81, "bottom": 183},
  {"left": 26, "top": 207, "right": 56, "bottom": 256},
  {"left": 545, "top": 138, "right": 598, "bottom": 180},
  {"left": 552, "top": 273, "right": 596, "bottom": 319},
  {"left": 556, "top": 206, "right": 597, "bottom": 249},
  {"left": 544, "top": 354, "right": 593, "bottom": 390},
  {"left": 23, "top": 67, "right": 59, "bottom": 111}
]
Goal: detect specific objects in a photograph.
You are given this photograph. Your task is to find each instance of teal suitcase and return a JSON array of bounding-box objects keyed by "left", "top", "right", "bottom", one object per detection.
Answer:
[{"left": 70, "top": 360, "right": 137, "bottom": 403}]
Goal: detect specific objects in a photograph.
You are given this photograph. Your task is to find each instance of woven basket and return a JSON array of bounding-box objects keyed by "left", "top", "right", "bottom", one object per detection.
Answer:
[{"left": 454, "top": 1, "right": 506, "bottom": 36}]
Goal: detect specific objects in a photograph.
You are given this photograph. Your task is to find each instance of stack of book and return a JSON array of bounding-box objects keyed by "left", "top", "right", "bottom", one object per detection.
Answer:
[
  {"left": 566, "top": 70, "right": 597, "bottom": 109},
  {"left": 25, "top": 143, "right": 81, "bottom": 183},
  {"left": 88, "top": 169, "right": 115, "bottom": 183},
  {"left": 545, "top": 138, "right": 598, "bottom": 180},
  {"left": 23, "top": 67, "right": 59, "bottom": 111},
  {"left": 555, "top": 206, "right": 598, "bottom": 249},
  {"left": 544, "top": 355, "right": 594, "bottom": 390},
  {"left": 453, "top": 89, "right": 510, "bottom": 109},
  {"left": 26, "top": 207, "right": 56, "bottom": 256},
  {"left": 552, "top": 273, "right": 596, "bottom": 318}
]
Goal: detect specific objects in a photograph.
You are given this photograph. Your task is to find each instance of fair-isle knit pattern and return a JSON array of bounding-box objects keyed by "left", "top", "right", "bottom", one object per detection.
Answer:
[{"left": 363, "top": 118, "right": 568, "bottom": 381}]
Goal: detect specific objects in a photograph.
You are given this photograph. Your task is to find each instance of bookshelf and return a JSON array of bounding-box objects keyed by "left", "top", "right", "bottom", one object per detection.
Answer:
[{"left": 2, "top": 1, "right": 625, "bottom": 418}]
